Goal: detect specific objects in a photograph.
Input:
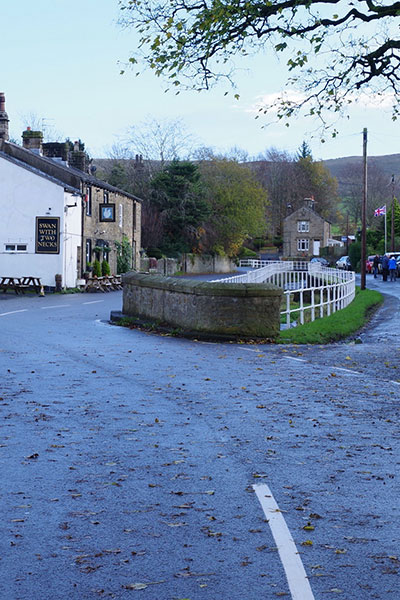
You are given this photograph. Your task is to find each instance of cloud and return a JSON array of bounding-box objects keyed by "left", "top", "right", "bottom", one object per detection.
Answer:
[
  {"left": 245, "top": 90, "right": 306, "bottom": 115},
  {"left": 245, "top": 88, "right": 396, "bottom": 116},
  {"left": 348, "top": 90, "right": 396, "bottom": 110}
]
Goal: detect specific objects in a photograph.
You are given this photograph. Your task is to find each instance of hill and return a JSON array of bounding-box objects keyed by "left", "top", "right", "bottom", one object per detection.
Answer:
[{"left": 323, "top": 154, "right": 400, "bottom": 184}]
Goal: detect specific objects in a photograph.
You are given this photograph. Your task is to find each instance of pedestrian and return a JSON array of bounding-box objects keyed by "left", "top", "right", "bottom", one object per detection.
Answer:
[
  {"left": 381, "top": 253, "right": 389, "bottom": 281},
  {"left": 389, "top": 255, "right": 397, "bottom": 281},
  {"left": 373, "top": 254, "right": 380, "bottom": 278}
]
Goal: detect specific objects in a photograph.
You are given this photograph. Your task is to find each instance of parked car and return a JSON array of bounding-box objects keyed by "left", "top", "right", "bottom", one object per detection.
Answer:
[
  {"left": 310, "top": 257, "right": 330, "bottom": 267},
  {"left": 366, "top": 255, "right": 382, "bottom": 274},
  {"left": 336, "top": 256, "right": 351, "bottom": 270},
  {"left": 396, "top": 256, "right": 400, "bottom": 276}
]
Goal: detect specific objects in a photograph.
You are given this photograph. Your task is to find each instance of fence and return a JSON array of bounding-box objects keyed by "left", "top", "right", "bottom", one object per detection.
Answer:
[{"left": 212, "top": 260, "right": 356, "bottom": 328}]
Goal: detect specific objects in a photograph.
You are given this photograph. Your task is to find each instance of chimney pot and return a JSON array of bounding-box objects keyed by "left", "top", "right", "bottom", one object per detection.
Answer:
[
  {"left": 22, "top": 128, "right": 43, "bottom": 153},
  {"left": 0, "top": 92, "right": 10, "bottom": 141}
]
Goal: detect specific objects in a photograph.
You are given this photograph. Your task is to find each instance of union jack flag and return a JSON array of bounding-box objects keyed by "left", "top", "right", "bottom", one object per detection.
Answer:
[{"left": 374, "top": 205, "right": 386, "bottom": 217}]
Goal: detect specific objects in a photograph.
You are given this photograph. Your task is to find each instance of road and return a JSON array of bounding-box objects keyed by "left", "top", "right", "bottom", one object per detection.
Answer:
[{"left": 0, "top": 279, "right": 399, "bottom": 599}]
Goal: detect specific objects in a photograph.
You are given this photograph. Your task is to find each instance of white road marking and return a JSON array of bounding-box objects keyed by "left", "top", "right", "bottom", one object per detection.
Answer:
[
  {"left": 238, "top": 347, "right": 261, "bottom": 353},
  {"left": 40, "top": 304, "right": 70, "bottom": 310},
  {"left": 284, "top": 356, "right": 307, "bottom": 362},
  {"left": 334, "top": 367, "right": 361, "bottom": 375},
  {"left": 253, "top": 484, "right": 315, "bottom": 600},
  {"left": 0, "top": 309, "right": 28, "bottom": 317},
  {"left": 83, "top": 300, "right": 104, "bottom": 305}
]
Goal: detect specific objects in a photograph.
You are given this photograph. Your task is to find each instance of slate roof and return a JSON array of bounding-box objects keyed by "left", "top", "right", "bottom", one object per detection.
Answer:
[
  {"left": 0, "top": 147, "right": 80, "bottom": 194},
  {"left": 284, "top": 203, "right": 331, "bottom": 224},
  {"left": 0, "top": 139, "right": 142, "bottom": 202}
]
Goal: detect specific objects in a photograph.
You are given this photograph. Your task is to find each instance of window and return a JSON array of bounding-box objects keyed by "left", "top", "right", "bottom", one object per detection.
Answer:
[
  {"left": 297, "top": 239, "right": 309, "bottom": 252},
  {"left": 99, "top": 203, "right": 115, "bottom": 222},
  {"left": 119, "top": 203, "right": 123, "bottom": 228},
  {"left": 85, "top": 187, "right": 92, "bottom": 216},
  {"left": 298, "top": 220, "right": 309, "bottom": 232},
  {"left": 5, "top": 244, "right": 27, "bottom": 252},
  {"left": 86, "top": 239, "right": 92, "bottom": 265}
]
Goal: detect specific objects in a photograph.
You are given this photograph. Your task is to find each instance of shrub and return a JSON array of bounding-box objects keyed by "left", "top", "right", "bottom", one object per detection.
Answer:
[
  {"left": 238, "top": 246, "right": 258, "bottom": 258},
  {"left": 102, "top": 260, "right": 111, "bottom": 276},
  {"left": 93, "top": 259, "right": 102, "bottom": 277},
  {"left": 115, "top": 236, "right": 133, "bottom": 274},
  {"left": 146, "top": 247, "right": 163, "bottom": 259}
]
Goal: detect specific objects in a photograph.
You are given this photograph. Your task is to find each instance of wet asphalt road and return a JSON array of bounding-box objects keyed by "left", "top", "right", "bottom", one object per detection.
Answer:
[{"left": 0, "top": 277, "right": 399, "bottom": 600}]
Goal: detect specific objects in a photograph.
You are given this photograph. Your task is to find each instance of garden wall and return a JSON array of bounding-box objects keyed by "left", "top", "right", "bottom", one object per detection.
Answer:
[
  {"left": 139, "top": 254, "right": 236, "bottom": 275},
  {"left": 122, "top": 272, "right": 282, "bottom": 338}
]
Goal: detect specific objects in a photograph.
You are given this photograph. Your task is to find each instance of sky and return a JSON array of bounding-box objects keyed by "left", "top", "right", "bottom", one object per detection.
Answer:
[{"left": 2, "top": 0, "right": 400, "bottom": 162}]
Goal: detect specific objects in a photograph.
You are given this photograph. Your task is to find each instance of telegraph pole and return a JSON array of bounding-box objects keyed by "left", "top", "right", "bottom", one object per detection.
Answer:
[
  {"left": 391, "top": 174, "right": 395, "bottom": 252},
  {"left": 361, "top": 128, "right": 367, "bottom": 290}
]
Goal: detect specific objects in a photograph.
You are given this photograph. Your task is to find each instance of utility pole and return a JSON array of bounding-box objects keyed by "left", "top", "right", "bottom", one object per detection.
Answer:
[
  {"left": 391, "top": 174, "right": 395, "bottom": 252},
  {"left": 361, "top": 128, "right": 367, "bottom": 290}
]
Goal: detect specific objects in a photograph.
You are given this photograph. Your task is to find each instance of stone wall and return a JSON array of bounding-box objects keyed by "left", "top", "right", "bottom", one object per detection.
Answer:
[
  {"left": 139, "top": 254, "right": 236, "bottom": 275},
  {"left": 84, "top": 187, "right": 141, "bottom": 273},
  {"left": 182, "top": 254, "right": 236, "bottom": 274},
  {"left": 122, "top": 272, "right": 283, "bottom": 338},
  {"left": 140, "top": 257, "right": 180, "bottom": 276}
]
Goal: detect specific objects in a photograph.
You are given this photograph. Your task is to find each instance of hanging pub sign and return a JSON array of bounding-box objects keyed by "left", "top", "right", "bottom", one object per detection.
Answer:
[{"left": 35, "top": 217, "right": 60, "bottom": 254}]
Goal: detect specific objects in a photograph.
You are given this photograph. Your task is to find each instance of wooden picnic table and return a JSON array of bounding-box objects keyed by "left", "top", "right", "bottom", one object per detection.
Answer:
[
  {"left": 84, "top": 275, "right": 122, "bottom": 293},
  {"left": 0, "top": 276, "right": 43, "bottom": 295}
]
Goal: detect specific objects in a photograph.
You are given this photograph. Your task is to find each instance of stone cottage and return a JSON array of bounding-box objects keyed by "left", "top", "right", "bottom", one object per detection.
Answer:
[
  {"left": 0, "top": 93, "right": 142, "bottom": 288},
  {"left": 283, "top": 198, "right": 331, "bottom": 258}
]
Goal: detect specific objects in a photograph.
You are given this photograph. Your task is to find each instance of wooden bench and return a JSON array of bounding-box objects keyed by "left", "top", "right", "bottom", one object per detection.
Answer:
[
  {"left": 84, "top": 275, "right": 122, "bottom": 293},
  {"left": 0, "top": 276, "right": 43, "bottom": 295}
]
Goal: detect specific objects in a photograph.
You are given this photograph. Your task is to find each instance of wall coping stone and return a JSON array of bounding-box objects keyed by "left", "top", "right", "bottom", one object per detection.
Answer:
[{"left": 122, "top": 272, "right": 282, "bottom": 297}]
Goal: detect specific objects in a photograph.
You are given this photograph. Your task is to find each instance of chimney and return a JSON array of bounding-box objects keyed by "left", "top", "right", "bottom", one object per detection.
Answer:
[
  {"left": 42, "top": 142, "right": 69, "bottom": 162},
  {"left": 0, "top": 92, "right": 9, "bottom": 141},
  {"left": 69, "top": 140, "right": 87, "bottom": 172},
  {"left": 22, "top": 126, "right": 43, "bottom": 154}
]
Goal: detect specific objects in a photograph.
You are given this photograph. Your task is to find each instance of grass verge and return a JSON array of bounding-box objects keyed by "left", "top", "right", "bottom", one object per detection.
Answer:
[{"left": 277, "top": 287, "right": 383, "bottom": 344}]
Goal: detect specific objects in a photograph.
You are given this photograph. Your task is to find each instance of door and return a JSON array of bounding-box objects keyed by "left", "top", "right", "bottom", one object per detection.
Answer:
[{"left": 313, "top": 240, "right": 320, "bottom": 256}]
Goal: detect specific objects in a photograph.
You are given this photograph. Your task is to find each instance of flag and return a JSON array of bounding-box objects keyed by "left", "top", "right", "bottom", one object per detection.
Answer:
[{"left": 374, "top": 205, "right": 386, "bottom": 217}]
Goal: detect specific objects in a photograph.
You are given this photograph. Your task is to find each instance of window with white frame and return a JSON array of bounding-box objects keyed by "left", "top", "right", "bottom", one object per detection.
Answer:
[
  {"left": 5, "top": 243, "right": 27, "bottom": 252},
  {"left": 85, "top": 239, "right": 92, "bottom": 266},
  {"left": 297, "top": 220, "right": 309, "bottom": 232},
  {"left": 297, "top": 239, "right": 309, "bottom": 252},
  {"left": 85, "top": 186, "right": 92, "bottom": 216}
]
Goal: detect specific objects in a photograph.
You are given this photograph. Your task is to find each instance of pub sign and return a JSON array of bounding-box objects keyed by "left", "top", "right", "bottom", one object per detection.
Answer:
[{"left": 35, "top": 217, "right": 60, "bottom": 254}]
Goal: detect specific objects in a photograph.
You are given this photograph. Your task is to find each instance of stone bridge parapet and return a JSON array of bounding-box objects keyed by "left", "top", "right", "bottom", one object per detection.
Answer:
[{"left": 122, "top": 272, "right": 282, "bottom": 338}]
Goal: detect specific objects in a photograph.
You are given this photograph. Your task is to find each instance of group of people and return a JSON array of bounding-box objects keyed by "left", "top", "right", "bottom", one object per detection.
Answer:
[{"left": 373, "top": 254, "right": 398, "bottom": 282}]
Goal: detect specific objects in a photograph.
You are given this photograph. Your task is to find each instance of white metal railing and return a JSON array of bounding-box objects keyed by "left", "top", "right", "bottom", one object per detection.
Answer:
[{"left": 213, "top": 260, "right": 356, "bottom": 328}]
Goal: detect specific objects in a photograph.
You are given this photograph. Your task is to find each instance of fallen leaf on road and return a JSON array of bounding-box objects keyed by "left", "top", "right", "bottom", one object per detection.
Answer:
[{"left": 124, "top": 581, "right": 165, "bottom": 590}]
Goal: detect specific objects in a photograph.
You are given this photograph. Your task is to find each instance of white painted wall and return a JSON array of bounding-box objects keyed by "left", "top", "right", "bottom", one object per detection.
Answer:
[
  {"left": 62, "top": 192, "right": 82, "bottom": 288},
  {"left": 0, "top": 156, "right": 82, "bottom": 287}
]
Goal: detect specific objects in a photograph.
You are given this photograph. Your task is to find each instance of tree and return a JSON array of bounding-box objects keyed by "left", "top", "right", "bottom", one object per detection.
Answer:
[
  {"left": 151, "top": 160, "right": 210, "bottom": 254},
  {"left": 338, "top": 160, "right": 392, "bottom": 228},
  {"left": 119, "top": 1, "right": 400, "bottom": 130},
  {"left": 115, "top": 235, "right": 133, "bottom": 273},
  {"left": 297, "top": 141, "right": 312, "bottom": 160},
  {"left": 198, "top": 157, "right": 268, "bottom": 256},
  {"left": 126, "top": 117, "right": 197, "bottom": 167},
  {"left": 250, "top": 147, "right": 339, "bottom": 238},
  {"left": 386, "top": 198, "right": 400, "bottom": 248},
  {"left": 21, "top": 112, "right": 64, "bottom": 142},
  {"left": 296, "top": 155, "right": 340, "bottom": 224}
]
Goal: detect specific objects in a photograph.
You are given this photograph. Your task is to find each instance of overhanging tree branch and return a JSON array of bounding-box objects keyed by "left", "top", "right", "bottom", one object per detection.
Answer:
[{"left": 119, "top": 0, "right": 400, "bottom": 128}]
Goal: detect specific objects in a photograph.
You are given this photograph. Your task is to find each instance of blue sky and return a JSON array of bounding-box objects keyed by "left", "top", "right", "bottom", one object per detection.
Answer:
[{"left": 2, "top": 0, "right": 399, "bottom": 161}]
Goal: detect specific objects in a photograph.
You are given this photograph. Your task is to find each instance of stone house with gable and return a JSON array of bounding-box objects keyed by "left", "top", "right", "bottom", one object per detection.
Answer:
[
  {"left": 0, "top": 93, "right": 142, "bottom": 288},
  {"left": 283, "top": 198, "right": 331, "bottom": 258}
]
